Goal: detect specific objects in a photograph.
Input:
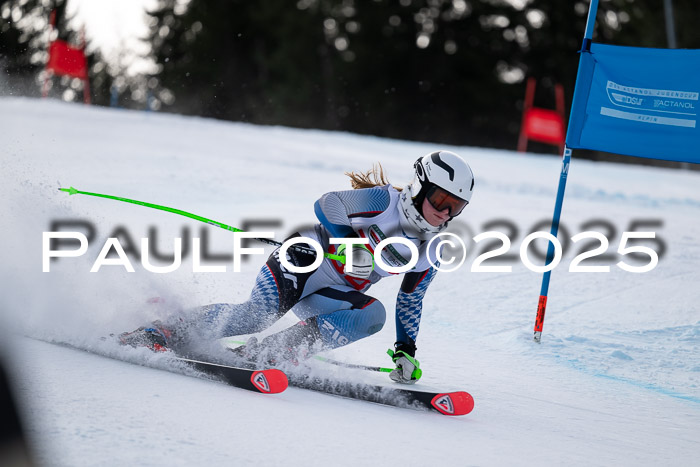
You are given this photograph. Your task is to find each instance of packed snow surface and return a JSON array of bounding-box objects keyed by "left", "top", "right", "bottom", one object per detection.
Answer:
[{"left": 1, "top": 98, "right": 699, "bottom": 466}]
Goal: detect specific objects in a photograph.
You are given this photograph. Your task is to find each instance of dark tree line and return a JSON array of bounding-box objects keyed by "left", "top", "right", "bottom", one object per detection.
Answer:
[
  {"left": 143, "top": 0, "right": 699, "bottom": 151},
  {"left": 2, "top": 0, "right": 699, "bottom": 153}
]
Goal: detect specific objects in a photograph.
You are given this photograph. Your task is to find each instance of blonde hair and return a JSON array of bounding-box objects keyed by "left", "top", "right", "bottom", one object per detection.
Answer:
[{"left": 345, "top": 163, "right": 403, "bottom": 191}]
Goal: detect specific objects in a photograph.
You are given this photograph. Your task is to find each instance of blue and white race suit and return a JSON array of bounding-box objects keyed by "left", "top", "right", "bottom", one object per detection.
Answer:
[{"left": 198, "top": 185, "right": 441, "bottom": 353}]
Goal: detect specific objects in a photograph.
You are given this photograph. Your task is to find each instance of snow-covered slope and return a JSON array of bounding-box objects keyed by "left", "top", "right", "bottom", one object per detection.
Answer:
[{"left": 1, "top": 97, "right": 699, "bottom": 466}]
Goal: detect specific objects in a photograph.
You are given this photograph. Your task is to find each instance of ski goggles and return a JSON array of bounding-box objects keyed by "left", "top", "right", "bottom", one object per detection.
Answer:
[{"left": 425, "top": 185, "right": 468, "bottom": 217}]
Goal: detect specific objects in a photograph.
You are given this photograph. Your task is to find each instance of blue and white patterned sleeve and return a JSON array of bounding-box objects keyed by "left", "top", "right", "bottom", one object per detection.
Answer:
[
  {"left": 314, "top": 187, "right": 391, "bottom": 238},
  {"left": 395, "top": 265, "right": 438, "bottom": 346}
]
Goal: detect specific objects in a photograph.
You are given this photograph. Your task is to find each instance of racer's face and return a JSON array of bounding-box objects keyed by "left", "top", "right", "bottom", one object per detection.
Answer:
[
  {"left": 425, "top": 185, "right": 468, "bottom": 217},
  {"left": 422, "top": 197, "right": 451, "bottom": 227}
]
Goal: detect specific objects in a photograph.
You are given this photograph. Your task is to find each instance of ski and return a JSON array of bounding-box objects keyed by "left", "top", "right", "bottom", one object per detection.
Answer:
[
  {"left": 30, "top": 337, "right": 288, "bottom": 395},
  {"left": 286, "top": 373, "right": 474, "bottom": 416},
  {"left": 175, "top": 356, "right": 287, "bottom": 394},
  {"left": 220, "top": 346, "right": 473, "bottom": 415}
]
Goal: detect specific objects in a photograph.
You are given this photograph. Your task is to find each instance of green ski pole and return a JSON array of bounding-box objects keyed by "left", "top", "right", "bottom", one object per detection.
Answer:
[
  {"left": 58, "top": 186, "right": 344, "bottom": 262},
  {"left": 220, "top": 338, "right": 392, "bottom": 373},
  {"left": 313, "top": 355, "right": 393, "bottom": 373}
]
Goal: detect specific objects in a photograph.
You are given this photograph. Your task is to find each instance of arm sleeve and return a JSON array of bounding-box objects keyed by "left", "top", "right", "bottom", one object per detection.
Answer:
[
  {"left": 395, "top": 266, "right": 438, "bottom": 347},
  {"left": 314, "top": 187, "right": 391, "bottom": 238}
]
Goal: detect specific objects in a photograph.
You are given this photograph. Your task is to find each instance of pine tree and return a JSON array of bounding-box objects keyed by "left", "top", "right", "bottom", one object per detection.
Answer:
[
  {"left": 146, "top": 0, "right": 331, "bottom": 125},
  {"left": 0, "top": 0, "right": 53, "bottom": 95},
  {"left": 0, "top": 0, "right": 115, "bottom": 104}
]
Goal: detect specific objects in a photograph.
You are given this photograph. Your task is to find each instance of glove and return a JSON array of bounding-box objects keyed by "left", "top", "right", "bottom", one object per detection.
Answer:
[
  {"left": 387, "top": 347, "right": 422, "bottom": 384},
  {"left": 337, "top": 243, "right": 374, "bottom": 280}
]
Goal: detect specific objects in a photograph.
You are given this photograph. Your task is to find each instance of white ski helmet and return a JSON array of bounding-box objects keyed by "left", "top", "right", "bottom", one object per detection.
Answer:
[{"left": 399, "top": 150, "right": 474, "bottom": 237}]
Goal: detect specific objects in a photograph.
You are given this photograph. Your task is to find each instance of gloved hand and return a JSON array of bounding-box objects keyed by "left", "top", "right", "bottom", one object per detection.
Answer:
[
  {"left": 387, "top": 348, "right": 422, "bottom": 384},
  {"left": 337, "top": 243, "right": 374, "bottom": 280}
]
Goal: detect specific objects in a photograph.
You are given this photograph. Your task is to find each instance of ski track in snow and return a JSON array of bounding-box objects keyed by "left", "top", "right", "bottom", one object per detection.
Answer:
[{"left": 1, "top": 97, "right": 699, "bottom": 466}]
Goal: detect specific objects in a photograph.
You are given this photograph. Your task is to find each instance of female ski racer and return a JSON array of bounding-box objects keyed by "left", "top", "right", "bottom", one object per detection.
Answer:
[{"left": 120, "top": 150, "right": 474, "bottom": 384}]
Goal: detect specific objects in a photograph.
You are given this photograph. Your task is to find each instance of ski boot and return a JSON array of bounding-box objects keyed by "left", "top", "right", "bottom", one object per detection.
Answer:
[
  {"left": 228, "top": 318, "right": 322, "bottom": 368},
  {"left": 118, "top": 321, "right": 173, "bottom": 352},
  {"left": 228, "top": 336, "right": 306, "bottom": 368}
]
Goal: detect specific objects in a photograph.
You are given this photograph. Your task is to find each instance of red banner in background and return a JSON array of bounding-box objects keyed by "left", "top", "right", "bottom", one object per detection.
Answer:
[
  {"left": 46, "top": 40, "right": 88, "bottom": 80},
  {"left": 42, "top": 8, "right": 90, "bottom": 104},
  {"left": 518, "top": 77, "right": 565, "bottom": 153}
]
